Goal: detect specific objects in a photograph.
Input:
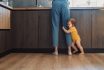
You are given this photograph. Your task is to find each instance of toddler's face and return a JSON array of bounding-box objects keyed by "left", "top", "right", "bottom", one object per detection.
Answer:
[{"left": 68, "top": 21, "right": 72, "bottom": 28}]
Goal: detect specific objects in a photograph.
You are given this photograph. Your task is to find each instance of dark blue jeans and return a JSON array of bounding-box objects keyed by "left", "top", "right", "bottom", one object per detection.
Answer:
[{"left": 52, "top": 0, "right": 72, "bottom": 47}]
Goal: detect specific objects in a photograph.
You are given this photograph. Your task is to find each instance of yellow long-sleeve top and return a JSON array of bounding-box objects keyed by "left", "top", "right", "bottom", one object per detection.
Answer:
[{"left": 68, "top": 26, "right": 81, "bottom": 42}]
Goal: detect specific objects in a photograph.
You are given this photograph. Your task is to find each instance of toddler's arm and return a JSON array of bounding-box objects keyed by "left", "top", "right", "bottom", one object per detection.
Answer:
[{"left": 62, "top": 26, "right": 70, "bottom": 33}]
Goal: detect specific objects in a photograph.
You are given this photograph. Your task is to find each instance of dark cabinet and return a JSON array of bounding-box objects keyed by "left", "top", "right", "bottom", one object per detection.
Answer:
[
  {"left": 0, "top": 31, "right": 6, "bottom": 52},
  {"left": 92, "top": 10, "right": 104, "bottom": 48},
  {"left": 5, "top": 31, "right": 12, "bottom": 50},
  {"left": 12, "top": 10, "right": 51, "bottom": 49},
  {"left": 38, "top": 11, "right": 52, "bottom": 48},
  {"left": 11, "top": 9, "right": 104, "bottom": 49},
  {"left": 12, "top": 11, "right": 38, "bottom": 48},
  {"left": 0, "top": 31, "right": 12, "bottom": 53},
  {"left": 23, "top": 11, "right": 38, "bottom": 48},
  {"left": 12, "top": 11, "right": 25, "bottom": 48}
]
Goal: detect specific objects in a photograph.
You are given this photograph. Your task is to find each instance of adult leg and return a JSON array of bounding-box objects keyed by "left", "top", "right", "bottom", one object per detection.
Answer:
[
  {"left": 61, "top": 2, "right": 72, "bottom": 55},
  {"left": 52, "top": 2, "right": 60, "bottom": 55}
]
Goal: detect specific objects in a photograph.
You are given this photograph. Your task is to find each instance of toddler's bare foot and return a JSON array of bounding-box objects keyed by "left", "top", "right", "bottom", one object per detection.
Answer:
[
  {"left": 73, "top": 50, "right": 78, "bottom": 54},
  {"left": 79, "top": 52, "right": 84, "bottom": 55}
]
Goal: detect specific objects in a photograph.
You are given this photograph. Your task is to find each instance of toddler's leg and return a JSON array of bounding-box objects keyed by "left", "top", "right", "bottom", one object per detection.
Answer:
[
  {"left": 71, "top": 42, "right": 78, "bottom": 53},
  {"left": 76, "top": 41, "right": 84, "bottom": 54}
]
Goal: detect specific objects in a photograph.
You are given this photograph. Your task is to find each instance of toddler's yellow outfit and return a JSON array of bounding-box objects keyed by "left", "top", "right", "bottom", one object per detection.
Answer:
[{"left": 68, "top": 26, "right": 81, "bottom": 42}]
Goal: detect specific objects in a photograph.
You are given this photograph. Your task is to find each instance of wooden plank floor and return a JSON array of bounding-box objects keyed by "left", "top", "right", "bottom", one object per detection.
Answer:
[{"left": 0, "top": 53, "right": 104, "bottom": 70}]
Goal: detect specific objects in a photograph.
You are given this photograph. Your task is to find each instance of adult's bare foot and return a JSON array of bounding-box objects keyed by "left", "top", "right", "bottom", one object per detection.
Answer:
[
  {"left": 68, "top": 51, "right": 72, "bottom": 56},
  {"left": 53, "top": 51, "right": 58, "bottom": 55}
]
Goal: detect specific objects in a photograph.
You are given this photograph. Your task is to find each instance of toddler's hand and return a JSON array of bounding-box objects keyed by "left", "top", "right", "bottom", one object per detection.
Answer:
[{"left": 62, "top": 26, "right": 65, "bottom": 30}]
